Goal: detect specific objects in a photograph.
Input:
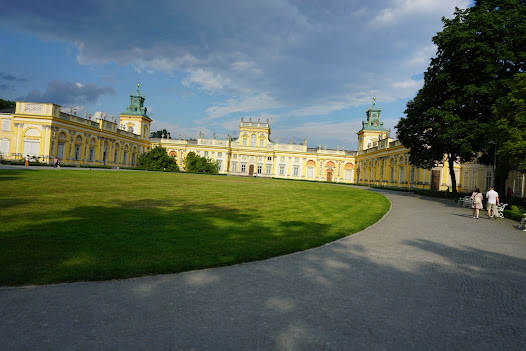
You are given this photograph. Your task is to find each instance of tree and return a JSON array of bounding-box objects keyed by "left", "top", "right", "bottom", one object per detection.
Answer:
[
  {"left": 396, "top": 0, "right": 526, "bottom": 194},
  {"left": 494, "top": 73, "right": 526, "bottom": 171},
  {"left": 183, "top": 152, "right": 219, "bottom": 174},
  {"left": 138, "top": 146, "right": 179, "bottom": 171},
  {"left": 150, "top": 129, "right": 171, "bottom": 138},
  {"left": 0, "top": 98, "right": 16, "bottom": 110}
]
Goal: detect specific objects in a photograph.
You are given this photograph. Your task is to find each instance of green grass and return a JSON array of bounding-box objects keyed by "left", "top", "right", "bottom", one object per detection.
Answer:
[{"left": 0, "top": 169, "right": 390, "bottom": 286}]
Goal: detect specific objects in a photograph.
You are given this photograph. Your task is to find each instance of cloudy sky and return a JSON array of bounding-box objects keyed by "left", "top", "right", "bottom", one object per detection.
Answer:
[{"left": 0, "top": 0, "right": 471, "bottom": 149}]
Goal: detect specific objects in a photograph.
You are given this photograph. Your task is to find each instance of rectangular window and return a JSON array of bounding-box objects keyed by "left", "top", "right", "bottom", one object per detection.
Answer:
[
  {"left": 114, "top": 150, "right": 118, "bottom": 163},
  {"left": 259, "top": 140, "right": 264, "bottom": 147},
  {"left": 280, "top": 156, "right": 285, "bottom": 162},
  {"left": 233, "top": 154, "right": 237, "bottom": 159},
  {"left": 1, "top": 119, "right": 9, "bottom": 131},
  {"left": 279, "top": 166, "right": 285, "bottom": 175},
  {"left": 123, "top": 152, "right": 128, "bottom": 164},
  {"left": 267, "top": 156, "right": 272, "bottom": 161},
  {"left": 232, "top": 162, "right": 237, "bottom": 172},
  {"left": 399, "top": 166, "right": 404, "bottom": 183},
  {"left": 410, "top": 167, "right": 415, "bottom": 183},
  {"left": 74, "top": 145, "right": 81, "bottom": 160},
  {"left": 217, "top": 160, "right": 222, "bottom": 170},
  {"left": 23, "top": 139, "right": 40, "bottom": 157},
  {"left": 307, "top": 167, "right": 314, "bottom": 178},
  {"left": 57, "top": 143, "right": 65, "bottom": 159},
  {"left": 243, "top": 139, "right": 247, "bottom": 146},
  {"left": 131, "top": 154, "right": 136, "bottom": 165},
  {"left": 204, "top": 151, "right": 208, "bottom": 157},
  {"left": 486, "top": 171, "right": 493, "bottom": 191},
  {"left": 90, "top": 148, "right": 95, "bottom": 162},
  {"left": 218, "top": 152, "right": 222, "bottom": 157},
  {"left": 266, "top": 165, "right": 272, "bottom": 174},
  {"left": 0, "top": 139, "right": 9, "bottom": 156},
  {"left": 293, "top": 167, "right": 299, "bottom": 176},
  {"left": 345, "top": 169, "right": 352, "bottom": 181},
  {"left": 241, "top": 164, "right": 246, "bottom": 172},
  {"left": 257, "top": 165, "right": 262, "bottom": 174},
  {"left": 294, "top": 157, "right": 299, "bottom": 163}
]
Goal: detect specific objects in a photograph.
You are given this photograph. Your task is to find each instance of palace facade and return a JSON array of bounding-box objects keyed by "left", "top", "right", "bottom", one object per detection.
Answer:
[{"left": 1, "top": 86, "right": 524, "bottom": 197}]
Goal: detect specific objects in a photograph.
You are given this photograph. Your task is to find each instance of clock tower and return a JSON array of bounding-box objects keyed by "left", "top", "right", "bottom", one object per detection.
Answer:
[
  {"left": 357, "top": 97, "right": 388, "bottom": 151},
  {"left": 119, "top": 83, "right": 152, "bottom": 139}
]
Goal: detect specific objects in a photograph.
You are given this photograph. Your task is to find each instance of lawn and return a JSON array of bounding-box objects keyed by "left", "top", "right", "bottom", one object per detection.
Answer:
[{"left": 0, "top": 169, "right": 390, "bottom": 286}]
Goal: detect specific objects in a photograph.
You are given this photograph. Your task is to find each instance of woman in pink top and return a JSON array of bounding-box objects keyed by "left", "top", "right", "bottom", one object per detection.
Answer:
[{"left": 471, "top": 187, "right": 483, "bottom": 219}]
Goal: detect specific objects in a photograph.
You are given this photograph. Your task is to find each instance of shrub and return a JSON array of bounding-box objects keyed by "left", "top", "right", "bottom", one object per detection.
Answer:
[
  {"left": 183, "top": 152, "right": 219, "bottom": 174},
  {"left": 138, "top": 146, "right": 179, "bottom": 172},
  {"left": 503, "top": 210, "right": 524, "bottom": 221}
]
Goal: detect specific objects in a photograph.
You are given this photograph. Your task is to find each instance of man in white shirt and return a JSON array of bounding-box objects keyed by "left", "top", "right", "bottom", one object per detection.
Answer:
[{"left": 486, "top": 186, "right": 499, "bottom": 218}]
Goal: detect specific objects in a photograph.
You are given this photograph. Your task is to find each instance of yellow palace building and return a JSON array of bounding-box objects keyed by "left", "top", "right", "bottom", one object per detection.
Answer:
[{"left": 1, "top": 86, "right": 524, "bottom": 197}]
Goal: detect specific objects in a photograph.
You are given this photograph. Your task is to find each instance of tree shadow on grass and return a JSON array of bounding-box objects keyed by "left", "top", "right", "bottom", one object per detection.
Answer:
[
  {"left": 0, "top": 199, "right": 332, "bottom": 286},
  {"left": 0, "top": 169, "right": 28, "bottom": 182}
]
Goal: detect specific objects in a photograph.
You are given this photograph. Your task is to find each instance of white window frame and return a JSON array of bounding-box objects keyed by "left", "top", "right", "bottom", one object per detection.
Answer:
[{"left": 1, "top": 119, "right": 10, "bottom": 131}]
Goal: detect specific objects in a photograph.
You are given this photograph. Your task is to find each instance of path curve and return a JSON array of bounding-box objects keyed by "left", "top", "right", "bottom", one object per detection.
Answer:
[{"left": 1, "top": 188, "right": 526, "bottom": 350}]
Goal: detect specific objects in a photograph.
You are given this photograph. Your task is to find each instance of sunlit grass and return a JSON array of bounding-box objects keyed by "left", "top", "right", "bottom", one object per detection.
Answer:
[{"left": 0, "top": 169, "right": 390, "bottom": 285}]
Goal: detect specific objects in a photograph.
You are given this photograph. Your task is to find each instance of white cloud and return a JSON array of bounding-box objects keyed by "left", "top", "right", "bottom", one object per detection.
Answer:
[
  {"left": 182, "top": 69, "right": 231, "bottom": 93},
  {"left": 274, "top": 121, "right": 363, "bottom": 149},
  {"left": 205, "top": 93, "right": 285, "bottom": 119},
  {"left": 373, "top": 0, "right": 470, "bottom": 26}
]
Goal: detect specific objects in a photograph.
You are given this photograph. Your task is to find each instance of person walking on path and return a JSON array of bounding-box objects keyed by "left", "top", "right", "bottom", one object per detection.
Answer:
[
  {"left": 471, "top": 187, "right": 483, "bottom": 219},
  {"left": 486, "top": 186, "right": 499, "bottom": 219},
  {"left": 24, "top": 155, "right": 29, "bottom": 167}
]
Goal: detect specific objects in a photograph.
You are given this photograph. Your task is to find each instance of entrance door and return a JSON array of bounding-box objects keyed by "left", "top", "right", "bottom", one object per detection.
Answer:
[
  {"left": 326, "top": 171, "right": 333, "bottom": 182},
  {"left": 431, "top": 170, "right": 440, "bottom": 191},
  {"left": 249, "top": 165, "right": 254, "bottom": 176}
]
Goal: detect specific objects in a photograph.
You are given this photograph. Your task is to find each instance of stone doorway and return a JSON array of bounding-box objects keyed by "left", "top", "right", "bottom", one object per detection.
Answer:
[{"left": 431, "top": 170, "right": 440, "bottom": 191}]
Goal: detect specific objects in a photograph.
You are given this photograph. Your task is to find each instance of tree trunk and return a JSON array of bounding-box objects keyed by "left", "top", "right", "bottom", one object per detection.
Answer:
[
  {"left": 494, "top": 155, "right": 510, "bottom": 199},
  {"left": 448, "top": 154, "right": 458, "bottom": 195}
]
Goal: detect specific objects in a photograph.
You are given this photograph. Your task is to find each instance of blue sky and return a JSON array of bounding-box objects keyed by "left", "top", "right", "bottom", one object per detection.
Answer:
[{"left": 0, "top": 0, "right": 470, "bottom": 149}]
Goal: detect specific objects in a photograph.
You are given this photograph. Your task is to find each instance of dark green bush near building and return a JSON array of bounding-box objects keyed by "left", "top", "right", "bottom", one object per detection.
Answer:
[
  {"left": 138, "top": 146, "right": 179, "bottom": 172},
  {"left": 183, "top": 151, "right": 219, "bottom": 174}
]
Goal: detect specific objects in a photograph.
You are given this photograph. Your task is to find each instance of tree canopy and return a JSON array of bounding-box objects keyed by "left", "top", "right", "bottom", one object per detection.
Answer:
[
  {"left": 0, "top": 98, "right": 16, "bottom": 110},
  {"left": 396, "top": 0, "right": 526, "bottom": 194},
  {"left": 183, "top": 152, "right": 219, "bottom": 174},
  {"left": 150, "top": 129, "right": 171, "bottom": 139},
  {"left": 494, "top": 73, "right": 526, "bottom": 171},
  {"left": 138, "top": 146, "right": 179, "bottom": 171}
]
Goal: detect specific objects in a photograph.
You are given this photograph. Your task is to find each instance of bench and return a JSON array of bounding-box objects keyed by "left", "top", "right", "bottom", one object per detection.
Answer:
[
  {"left": 457, "top": 196, "right": 472, "bottom": 208},
  {"left": 495, "top": 203, "right": 507, "bottom": 218}
]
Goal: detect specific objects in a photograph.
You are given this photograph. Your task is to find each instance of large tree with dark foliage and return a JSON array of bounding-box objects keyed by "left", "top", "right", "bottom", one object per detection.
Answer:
[
  {"left": 138, "top": 146, "right": 179, "bottom": 171},
  {"left": 0, "top": 98, "right": 16, "bottom": 110},
  {"left": 494, "top": 73, "right": 526, "bottom": 172},
  {"left": 396, "top": 0, "right": 526, "bottom": 194},
  {"left": 183, "top": 152, "right": 219, "bottom": 174},
  {"left": 150, "top": 129, "right": 171, "bottom": 138}
]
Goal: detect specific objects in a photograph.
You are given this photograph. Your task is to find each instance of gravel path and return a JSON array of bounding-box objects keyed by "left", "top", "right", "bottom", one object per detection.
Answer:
[{"left": 1, "top": 188, "right": 525, "bottom": 350}]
